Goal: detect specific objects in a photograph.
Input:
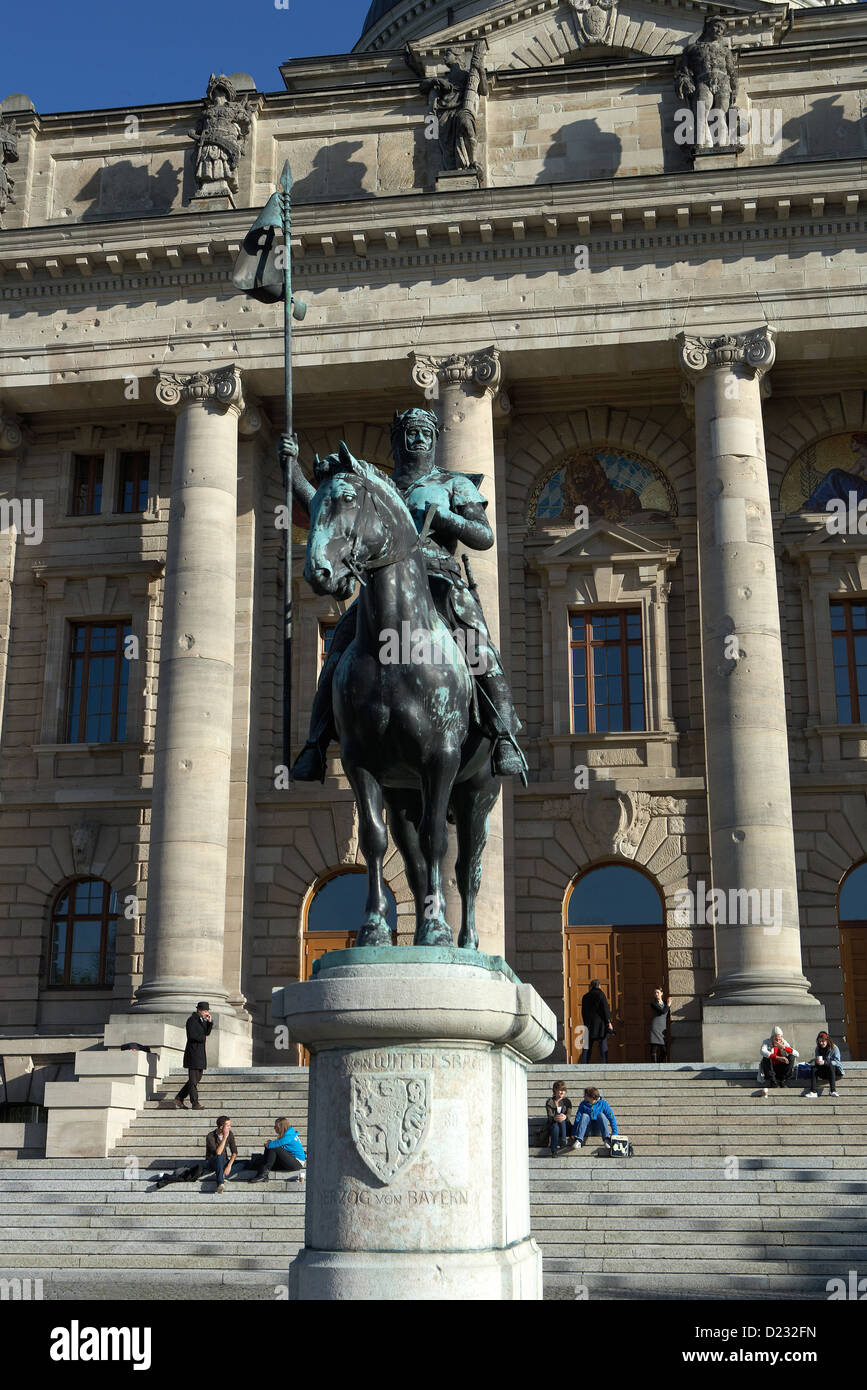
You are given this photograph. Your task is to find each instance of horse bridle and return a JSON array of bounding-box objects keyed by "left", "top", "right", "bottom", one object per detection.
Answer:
[{"left": 340, "top": 475, "right": 428, "bottom": 587}]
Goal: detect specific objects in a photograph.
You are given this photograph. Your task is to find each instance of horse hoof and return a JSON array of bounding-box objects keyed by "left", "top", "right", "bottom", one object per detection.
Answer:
[
  {"left": 354, "top": 916, "right": 392, "bottom": 948},
  {"left": 413, "top": 922, "right": 454, "bottom": 949},
  {"left": 457, "top": 931, "right": 478, "bottom": 951}
]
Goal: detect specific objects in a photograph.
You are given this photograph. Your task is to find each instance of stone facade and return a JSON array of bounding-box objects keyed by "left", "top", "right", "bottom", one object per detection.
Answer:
[{"left": 1, "top": 0, "right": 866, "bottom": 1071}]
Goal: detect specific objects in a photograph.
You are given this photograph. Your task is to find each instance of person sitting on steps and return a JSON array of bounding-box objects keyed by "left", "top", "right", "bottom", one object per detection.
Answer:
[
  {"left": 570, "top": 1086, "right": 619, "bottom": 1150},
  {"left": 545, "top": 1080, "right": 573, "bottom": 1157},
  {"left": 758, "top": 1027, "right": 799, "bottom": 1094},
  {"left": 806, "top": 1031, "right": 844, "bottom": 1098},
  {"left": 279, "top": 412, "right": 527, "bottom": 785},
  {"left": 154, "top": 1114, "right": 238, "bottom": 1194},
  {"left": 250, "top": 1116, "right": 306, "bottom": 1182}
]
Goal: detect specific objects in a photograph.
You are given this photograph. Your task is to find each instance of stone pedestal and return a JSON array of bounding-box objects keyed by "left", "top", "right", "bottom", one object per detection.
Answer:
[
  {"left": 434, "top": 168, "right": 481, "bottom": 193},
  {"left": 272, "top": 948, "right": 556, "bottom": 1300},
  {"left": 678, "top": 329, "right": 827, "bottom": 1056}
]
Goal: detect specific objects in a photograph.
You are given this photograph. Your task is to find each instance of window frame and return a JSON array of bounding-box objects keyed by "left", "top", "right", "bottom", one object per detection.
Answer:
[
  {"left": 569, "top": 605, "right": 646, "bottom": 734},
  {"left": 830, "top": 598, "right": 867, "bottom": 725},
  {"left": 115, "top": 450, "right": 150, "bottom": 514},
  {"left": 70, "top": 453, "right": 104, "bottom": 517},
  {"left": 65, "top": 619, "right": 132, "bottom": 745},
  {"left": 47, "top": 878, "right": 119, "bottom": 990}
]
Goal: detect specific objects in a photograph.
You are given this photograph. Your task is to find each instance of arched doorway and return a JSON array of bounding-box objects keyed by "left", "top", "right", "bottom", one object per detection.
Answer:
[
  {"left": 838, "top": 862, "right": 867, "bottom": 1059},
  {"left": 302, "top": 868, "right": 398, "bottom": 979},
  {"left": 564, "top": 863, "right": 666, "bottom": 1063}
]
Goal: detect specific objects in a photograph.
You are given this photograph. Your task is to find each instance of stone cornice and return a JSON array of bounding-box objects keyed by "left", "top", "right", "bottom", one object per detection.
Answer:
[{"left": 0, "top": 157, "right": 863, "bottom": 294}]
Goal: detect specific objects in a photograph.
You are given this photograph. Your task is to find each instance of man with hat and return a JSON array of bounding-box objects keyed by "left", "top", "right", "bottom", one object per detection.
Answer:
[{"left": 174, "top": 1001, "right": 212, "bottom": 1110}]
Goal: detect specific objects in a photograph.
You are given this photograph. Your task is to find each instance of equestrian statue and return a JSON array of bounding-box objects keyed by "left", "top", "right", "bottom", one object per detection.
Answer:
[{"left": 282, "top": 406, "right": 527, "bottom": 950}]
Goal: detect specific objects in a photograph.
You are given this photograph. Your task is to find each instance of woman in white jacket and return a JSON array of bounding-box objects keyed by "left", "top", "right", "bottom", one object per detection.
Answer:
[{"left": 757, "top": 1027, "right": 799, "bottom": 1094}]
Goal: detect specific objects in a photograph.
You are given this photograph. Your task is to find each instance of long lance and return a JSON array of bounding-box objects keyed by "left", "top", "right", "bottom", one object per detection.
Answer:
[{"left": 279, "top": 159, "right": 294, "bottom": 772}]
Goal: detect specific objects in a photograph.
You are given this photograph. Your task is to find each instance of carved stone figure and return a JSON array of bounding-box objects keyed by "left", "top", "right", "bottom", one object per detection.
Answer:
[
  {"left": 189, "top": 74, "right": 253, "bottom": 198},
  {"left": 410, "top": 43, "right": 488, "bottom": 178},
  {"left": 675, "top": 16, "right": 741, "bottom": 151},
  {"left": 0, "top": 117, "right": 19, "bottom": 225},
  {"left": 71, "top": 820, "right": 99, "bottom": 874}
]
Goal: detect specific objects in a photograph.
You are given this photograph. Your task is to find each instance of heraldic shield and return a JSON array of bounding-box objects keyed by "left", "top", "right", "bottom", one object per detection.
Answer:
[{"left": 349, "top": 1073, "right": 431, "bottom": 1184}]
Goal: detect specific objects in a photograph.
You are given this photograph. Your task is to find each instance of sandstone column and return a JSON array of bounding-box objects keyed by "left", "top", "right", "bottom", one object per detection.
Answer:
[
  {"left": 678, "top": 328, "right": 825, "bottom": 1059},
  {"left": 410, "top": 347, "right": 507, "bottom": 959},
  {"left": 134, "top": 365, "right": 247, "bottom": 1032}
]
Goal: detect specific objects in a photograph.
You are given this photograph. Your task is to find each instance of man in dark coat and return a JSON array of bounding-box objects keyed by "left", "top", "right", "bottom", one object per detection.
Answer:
[
  {"left": 580, "top": 980, "right": 613, "bottom": 1064},
  {"left": 174, "top": 1001, "right": 212, "bottom": 1109}
]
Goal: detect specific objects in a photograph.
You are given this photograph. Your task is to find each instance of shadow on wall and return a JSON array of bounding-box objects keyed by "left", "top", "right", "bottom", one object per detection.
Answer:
[
  {"left": 536, "top": 120, "right": 622, "bottom": 183},
  {"left": 75, "top": 159, "right": 184, "bottom": 219},
  {"left": 291, "top": 140, "right": 373, "bottom": 204},
  {"left": 777, "top": 95, "right": 867, "bottom": 162}
]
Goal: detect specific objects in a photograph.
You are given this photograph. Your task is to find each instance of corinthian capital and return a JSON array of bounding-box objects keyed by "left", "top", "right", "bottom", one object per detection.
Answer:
[
  {"left": 154, "top": 364, "right": 245, "bottom": 412},
  {"left": 678, "top": 327, "right": 775, "bottom": 383},
  {"left": 410, "top": 346, "right": 501, "bottom": 398}
]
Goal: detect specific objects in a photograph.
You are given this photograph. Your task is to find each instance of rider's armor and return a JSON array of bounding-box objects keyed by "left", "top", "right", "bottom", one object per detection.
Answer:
[{"left": 292, "top": 464, "right": 526, "bottom": 783}]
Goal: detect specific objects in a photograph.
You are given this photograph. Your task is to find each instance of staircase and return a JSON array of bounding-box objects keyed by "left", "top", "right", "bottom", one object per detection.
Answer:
[{"left": 1, "top": 1063, "right": 865, "bottom": 1300}]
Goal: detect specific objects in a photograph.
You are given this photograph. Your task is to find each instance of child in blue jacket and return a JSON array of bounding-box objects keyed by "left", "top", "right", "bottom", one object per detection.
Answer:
[
  {"left": 570, "top": 1087, "right": 618, "bottom": 1148},
  {"left": 251, "top": 1116, "right": 306, "bottom": 1182}
]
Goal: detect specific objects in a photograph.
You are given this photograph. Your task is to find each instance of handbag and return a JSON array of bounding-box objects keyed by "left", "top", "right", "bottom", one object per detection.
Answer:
[{"left": 608, "top": 1135, "right": 633, "bottom": 1158}]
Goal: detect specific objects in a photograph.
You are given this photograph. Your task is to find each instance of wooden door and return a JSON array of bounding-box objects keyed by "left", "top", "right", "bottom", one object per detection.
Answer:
[
  {"left": 565, "top": 925, "right": 667, "bottom": 1063},
  {"left": 840, "top": 924, "right": 867, "bottom": 1060},
  {"left": 614, "top": 928, "right": 667, "bottom": 1062},
  {"left": 300, "top": 931, "right": 357, "bottom": 1065},
  {"left": 303, "top": 929, "right": 357, "bottom": 978},
  {"left": 565, "top": 930, "right": 612, "bottom": 1061}
]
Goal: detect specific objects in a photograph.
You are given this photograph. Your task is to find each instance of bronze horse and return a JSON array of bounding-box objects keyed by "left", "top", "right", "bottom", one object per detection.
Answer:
[{"left": 304, "top": 443, "right": 500, "bottom": 950}]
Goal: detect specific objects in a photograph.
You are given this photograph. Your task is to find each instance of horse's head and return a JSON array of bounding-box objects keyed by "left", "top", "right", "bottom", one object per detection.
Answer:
[{"left": 305, "top": 442, "right": 416, "bottom": 598}]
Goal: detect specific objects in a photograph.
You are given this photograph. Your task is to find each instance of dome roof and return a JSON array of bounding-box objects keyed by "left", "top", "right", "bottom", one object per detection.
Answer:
[{"left": 359, "top": 0, "right": 402, "bottom": 36}]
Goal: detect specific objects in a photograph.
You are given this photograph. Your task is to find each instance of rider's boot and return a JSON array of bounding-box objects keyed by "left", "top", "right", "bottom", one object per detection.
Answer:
[
  {"left": 492, "top": 737, "right": 527, "bottom": 779},
  {"left": 476, "top": 672, "right": 528, "bottom": 783},
  {"left": 290, "top": 736, "right": 329, "bottom": 783}
]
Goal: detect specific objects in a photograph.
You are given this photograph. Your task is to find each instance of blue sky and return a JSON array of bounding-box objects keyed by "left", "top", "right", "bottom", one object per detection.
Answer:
[{"left": 3, "top": 0, "right": 368, "bottom": 114}]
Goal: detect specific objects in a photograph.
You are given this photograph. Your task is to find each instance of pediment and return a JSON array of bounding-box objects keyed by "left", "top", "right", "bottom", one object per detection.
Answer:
[
  {"left": 536, "top": 518, "right": 679, "bottom": 565},
  {"left": 405, "top": 0, "right": 792, "bottom": 75}
]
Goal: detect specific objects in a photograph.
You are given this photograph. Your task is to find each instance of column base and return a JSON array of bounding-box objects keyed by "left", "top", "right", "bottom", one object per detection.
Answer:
[
  {"left": 288, "top": 1237, "right": 543, "bottom": 1301},
  {"left": 702, "top": 1001, "right": 828, "bottom": 1063},
  {"left": 272, "top": 947, "right": 556, "bottom": 1303}
]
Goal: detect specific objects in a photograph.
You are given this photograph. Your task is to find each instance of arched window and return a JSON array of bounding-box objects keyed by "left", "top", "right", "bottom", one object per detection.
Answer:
[
  {"left": 49, "top": 879, "right": 119, "bottom": 987},
  {"left": 839, "top": 861, "right": 867, "bottom": 921},
  {"left": 306, "top": 868, "right": 397, "bottom": 932},
  {"left": 780, "top": 431, "right": 867, "bottom": 513},
  {"left": 566, "top": 863, "right": 664, "bottom": 925},
  {"left": 529, "top": 447, "right": 676, "bottom": 530}
]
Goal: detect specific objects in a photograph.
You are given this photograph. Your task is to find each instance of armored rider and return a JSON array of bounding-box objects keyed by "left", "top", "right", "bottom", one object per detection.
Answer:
[{"left": 281, "top": 406, "right": 526, "bottom": 782}]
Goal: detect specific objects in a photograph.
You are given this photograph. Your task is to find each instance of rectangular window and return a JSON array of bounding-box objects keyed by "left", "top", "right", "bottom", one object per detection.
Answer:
[
  {"left": 65, "top": 621, "right": 132, "bottom": 744},
  {"left": 71, "top": 454, "right": 104, "bottom": 516},
  {"left": 318, "top": 620, "right": 336, "bottom": 674},
  {"left": 831, "top": 598, "right": 867, "bottom": 724},
  {"left": 569, "top": 608, "right": 645, "bottom": 734},
  {"left": 116, "top": 451, "right": 150, "bottom": 513}
]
